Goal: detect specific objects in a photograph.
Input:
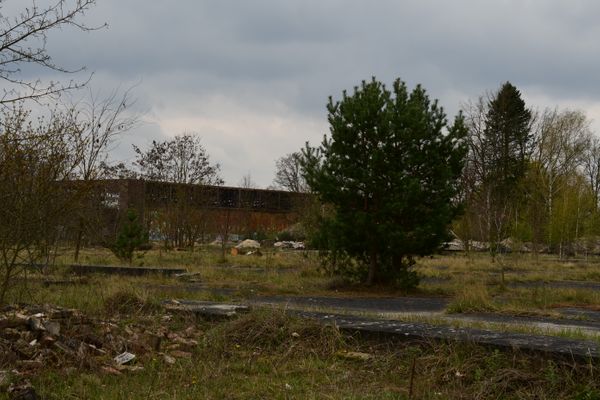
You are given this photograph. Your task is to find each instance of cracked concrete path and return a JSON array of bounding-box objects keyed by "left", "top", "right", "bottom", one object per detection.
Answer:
[
  {"left": 149, "top": 281, "right": 600, "bottom": 340},
  {"left": 250, "top": 295, "right": 600, "bottom": 337},
  {"left": 253, "top": 295, "right": 449, "bottom": 314},
  {"left": 420, "top": 276, "right": 600, "bottom": 291},
  {"left": 163, "top": 298, "right": 600, "bottom": 361},
  {"left": 292, "top": 310, "right": 600, "bottom": 361},
  {"left": 149, "top": 281, "right": 600, "bottom": 336}
]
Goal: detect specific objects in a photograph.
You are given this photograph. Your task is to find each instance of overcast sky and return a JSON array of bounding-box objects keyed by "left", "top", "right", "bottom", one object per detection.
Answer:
[{"left": 7, "top": 0, "right": 600, "bottom": 187}]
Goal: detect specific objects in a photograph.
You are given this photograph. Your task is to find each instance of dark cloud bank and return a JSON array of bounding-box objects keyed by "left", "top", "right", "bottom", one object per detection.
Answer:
[{"left": 13, "top": 0, "right": 600, "bottom": 185}]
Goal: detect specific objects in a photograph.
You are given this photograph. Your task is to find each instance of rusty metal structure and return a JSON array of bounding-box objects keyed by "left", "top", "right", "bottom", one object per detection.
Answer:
[{"left": 94, "top": 179, "right": 306, "bottom": 239}]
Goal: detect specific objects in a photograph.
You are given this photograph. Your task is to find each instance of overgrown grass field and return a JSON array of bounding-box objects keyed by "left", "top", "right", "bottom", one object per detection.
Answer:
[
  {"left": 2, "top": 305, "right": 598, "bottom": 400},
  {"left": 2, "top": 247, "right": 600, "bottom": 398}
]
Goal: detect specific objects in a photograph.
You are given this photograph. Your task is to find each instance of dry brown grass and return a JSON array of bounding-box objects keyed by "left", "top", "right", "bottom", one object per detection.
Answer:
[{"left": 3, "top": 308, "right": 597, "bottom": 400}]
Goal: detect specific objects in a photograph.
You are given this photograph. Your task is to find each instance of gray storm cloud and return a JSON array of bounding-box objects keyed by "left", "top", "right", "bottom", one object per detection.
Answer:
[{"left": 6, "top": 0, "right": 600, "bottom": 185}]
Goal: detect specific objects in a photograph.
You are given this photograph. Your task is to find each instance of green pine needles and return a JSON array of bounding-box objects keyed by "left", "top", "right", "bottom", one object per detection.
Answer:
[
  {"left": 110, "top": 209, "right": 149, "bottom": 265},
  {"left": 302, "top": 77, "right": 468, "bottom": 287}
]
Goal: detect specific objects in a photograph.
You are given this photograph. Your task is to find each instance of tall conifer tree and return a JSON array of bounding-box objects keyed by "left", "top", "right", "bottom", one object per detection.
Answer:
[
  {"left": 479, "top": 82, "right": 532, "bottom": 256},
  {"left": 483, "top": 82, "right": 532, "bottom": 191},
  {"left": 302, "top": 78, "right": 467, "bottom": 286}
]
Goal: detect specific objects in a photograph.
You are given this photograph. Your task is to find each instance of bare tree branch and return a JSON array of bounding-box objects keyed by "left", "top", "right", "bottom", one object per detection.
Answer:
[
  {"left": 272, "top": 152, "right": 308, "bottom": 192},
  {"left": 0, "top": 0, "right": 105, "bottom": 105}
]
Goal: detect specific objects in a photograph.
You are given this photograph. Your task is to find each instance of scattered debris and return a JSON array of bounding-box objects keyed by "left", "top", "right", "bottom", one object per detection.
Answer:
[
  {"left": 209, "top": 239, "right": 222, "bottom": 247},
  {"left": 7, "top": 382, "right": 41, "bottom": 400},
  {"left": 43, "top": 321, "right": 60, "bottom": 336},
  {"left": 232, "top": 239, "right": 263, "bottom": 255},
  {"left": 163, "top": 354, "right": 176, "bottom": 364},
  {"left": 336, "top": 351, "right": 374, "bottom": 361},
  {"left": 235, "top": 239, "right": 261, "bottom": 249},
  {"left": 444, "top": 239, "right": 465, "bottom": 252},
  {"left": 163, "top": 300, "right": 250, "bottom": 318},
  {"left": 118, "top": 365, "right": 144, "bottom": 373},
  {"left": 101, "top": 366, "right": 122, "bottom": 375},
  {"left": 27, "top": 317, "right": 45, "bottom": 332},
  {"left": 274, "top": 241, "right": 305, "bottom": 250},
  {"left": 174, "top": 272, "right": 202, "bottom": 282},
  {"left": 114, "top": 352, "right": 136, "bottom": 366},
  {"left": 0, "top": 303, "right": 207, "bottom": 388}
]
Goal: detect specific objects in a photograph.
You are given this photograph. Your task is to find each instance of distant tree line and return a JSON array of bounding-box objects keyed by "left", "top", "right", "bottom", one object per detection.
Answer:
[{"left": 456, "top": 82, "right": 600, "bottom": 259}]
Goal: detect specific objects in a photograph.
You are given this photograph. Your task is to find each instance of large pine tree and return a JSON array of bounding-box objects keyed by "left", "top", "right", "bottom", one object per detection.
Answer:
[
  {"left": 479, "top": 82, "right": 532, "bottom": 255},
  {"left": 483, "top": 82, "right": 532, "bottom": 190},
  {"left": 302, "top": 78, "right": 467, "bottom": 287}
]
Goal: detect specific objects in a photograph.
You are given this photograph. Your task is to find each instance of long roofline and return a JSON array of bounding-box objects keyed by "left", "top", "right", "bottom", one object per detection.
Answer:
[{"left": 88, "top": 178, "right": 307, "bottom": 196}]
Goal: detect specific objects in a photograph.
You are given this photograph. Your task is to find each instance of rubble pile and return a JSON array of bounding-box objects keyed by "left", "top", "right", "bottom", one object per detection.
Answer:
[
  {"left": 0, "top": 304, "right": 202, "bottom": 390},
  {"left": 273, "top": 241, "right": 305, "bottom": 250}
]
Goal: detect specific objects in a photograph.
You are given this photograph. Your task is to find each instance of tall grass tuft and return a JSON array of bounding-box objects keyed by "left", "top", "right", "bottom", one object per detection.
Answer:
[{"left": 447, "top": 282, "right": 497, "bottom": 314}]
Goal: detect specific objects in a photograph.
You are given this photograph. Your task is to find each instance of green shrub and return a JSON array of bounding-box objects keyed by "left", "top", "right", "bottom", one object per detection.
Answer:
[{"left": 108, "top": 209, "right": 149, "bottom": 265}]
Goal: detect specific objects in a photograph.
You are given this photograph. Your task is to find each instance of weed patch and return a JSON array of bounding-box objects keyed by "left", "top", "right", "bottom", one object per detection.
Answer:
[{"left": 446, "top": 282, "right": 497, "bottom": 313}]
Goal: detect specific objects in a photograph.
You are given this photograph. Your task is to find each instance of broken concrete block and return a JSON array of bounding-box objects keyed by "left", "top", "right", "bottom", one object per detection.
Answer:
[
  {"left": 163, "top": 354, "right": 176, "bottom": 364},
  {"left": 86, "top": 343, "right": 106, "bottom": 355},
  {"left": 101, "top": 366, "right": 122, "bottom": 375},
  {"left": 8, "top": 385, "right": 40, "bottom": 400},
  {"left": 127, "top": 365, "right": 144, "bottom": 372},
  {"left": 163, "top": 300, "right": 250, "bottom": 318},
  {"left": 53, "top": 341, "right": 74, "bottom": 355},
  {"left": 27, "top": 317, "right": 44, "bottom": 332},
  {"left": 114, "top": 352, "right": 136, "bottom": 365},
  {"left": 173, "top": 336, "right": 198, "bottom": 347},
  {"left": 39, "top": 335, "right": 55, "bottom": 347},
  {"left": 43, "top": 321, "right": 60, "bottom": 337},
  {"left": 0, "top": 316, "right": 28, "bottom": 330},
  {"left": 48, "top": 309, "right": 75, "bottom": 320},
  {"left": 235, "top": 239, "right": 261, "bottom": 249},
  {"left": 336, "top": 351, "right": 374, "bottom": 361}
]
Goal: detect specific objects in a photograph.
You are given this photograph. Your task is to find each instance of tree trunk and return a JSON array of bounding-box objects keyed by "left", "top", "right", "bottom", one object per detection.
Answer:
[
  {"left": 220, "top": 210, "right": 231, "bottom": 261},
  {"left": 73, "top": 219, "right": 84, "bottom": 262},
  {"left": 366, "top": 249, "right": 378, "bottom": 286},
  {"left": 547, "top": 178, "right": 554, "bottom": 251}
]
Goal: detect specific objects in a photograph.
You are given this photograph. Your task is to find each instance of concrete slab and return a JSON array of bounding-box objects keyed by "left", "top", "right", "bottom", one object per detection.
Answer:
[
  {"left": 159, "top": 298, "right": 600, "bottom": 360},
  {"left": 23, "top": 262, "right": 187, "bottom": 276},
  {"left": 445, "top": 313, "right": 600, "bottom": 336},
  {"left": 508, "top": 280, "right": 600, "bottom": 291},
  {"left": 69, "top": 264, "right": 187, "bottom": 276},
  {"left": 208, "top": 265, "right": 296, "bottom": 273},
  {"left": 292, "top": 311, "right": 600, "bottom": 361},
  {"left": 254, "top": 295, "right": 449, "bottom": 313},
  {"left": 559, "top": 307, "right": 600, "bottom": 322},
  {"left": 163, "top": 300, "right": 249, "bottom": 318},
  {"left": 144, "top": 283, "right": 236, "bottom": 297},
  {"left": 252, "top": 296, "right": 600, "bottom": 338}
]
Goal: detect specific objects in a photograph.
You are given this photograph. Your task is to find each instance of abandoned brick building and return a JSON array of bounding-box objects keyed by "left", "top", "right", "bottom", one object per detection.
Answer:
[{"left": 90, "top": 179, "right": 306, "bottom": 244}]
